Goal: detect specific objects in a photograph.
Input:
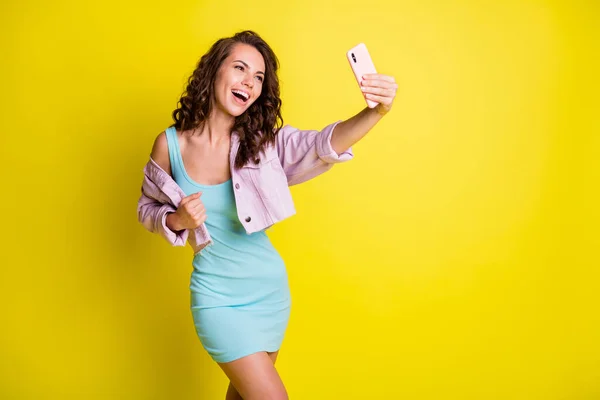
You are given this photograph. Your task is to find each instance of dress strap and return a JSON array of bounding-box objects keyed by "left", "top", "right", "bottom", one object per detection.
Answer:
[{"left": 164, "top": 126, "right": 185, "bottom": 183}]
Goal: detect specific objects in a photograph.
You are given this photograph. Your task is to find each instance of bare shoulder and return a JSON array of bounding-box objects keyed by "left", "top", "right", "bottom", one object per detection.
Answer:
[{"left": 150, "top": 130, "right": 172, "bottom": 176}]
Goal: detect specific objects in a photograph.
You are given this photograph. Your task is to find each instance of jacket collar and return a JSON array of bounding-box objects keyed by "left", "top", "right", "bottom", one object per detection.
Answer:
[{"left": 144, "top": 157, "right": 187, "bottom": 206}]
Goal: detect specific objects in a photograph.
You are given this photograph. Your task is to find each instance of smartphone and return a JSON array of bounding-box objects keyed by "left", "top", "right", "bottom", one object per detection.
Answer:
[{"left": 346, "top": 43, "right": 378, "bottom": 108}]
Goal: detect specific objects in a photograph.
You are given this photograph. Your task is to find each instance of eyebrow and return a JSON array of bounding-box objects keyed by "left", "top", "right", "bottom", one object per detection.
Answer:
[{"left": 233, "top": 60, "right": 265, "bottom": 75}]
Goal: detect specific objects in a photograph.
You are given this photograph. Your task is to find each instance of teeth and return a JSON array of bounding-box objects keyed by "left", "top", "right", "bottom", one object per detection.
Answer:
[{"left": 232, "top": 90, "right": 249, "bottom": 101}]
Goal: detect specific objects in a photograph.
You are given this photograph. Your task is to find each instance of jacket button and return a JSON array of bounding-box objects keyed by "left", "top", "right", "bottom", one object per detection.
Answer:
[
  {"left": 245, "top": 216, "right": 251, "bottom": 222},
  {"left": 235, "top": 183, "right": 240, "bottom": 189}
]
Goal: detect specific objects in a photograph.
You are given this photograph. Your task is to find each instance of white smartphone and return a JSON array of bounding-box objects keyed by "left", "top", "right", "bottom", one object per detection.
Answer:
[{"left": 346, "top": 43, "right": 378, "bottom": 108}]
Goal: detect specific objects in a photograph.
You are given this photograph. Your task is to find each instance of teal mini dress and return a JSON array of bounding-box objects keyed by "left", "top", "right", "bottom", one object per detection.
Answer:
[{"left": 165, "top": 127, "right": 292, "bottom": 363}]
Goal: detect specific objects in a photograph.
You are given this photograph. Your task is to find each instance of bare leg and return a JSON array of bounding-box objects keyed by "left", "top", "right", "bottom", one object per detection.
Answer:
[
  {"left": 225, "top": 383, "right": 244, "bottom": 400},
  {"left": 224, "top": 350, "right": 281, "bottom": 400}
]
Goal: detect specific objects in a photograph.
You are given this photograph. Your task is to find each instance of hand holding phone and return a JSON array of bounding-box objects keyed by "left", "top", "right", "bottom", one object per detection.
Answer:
[{"left": 346, "top": 43, "right": 378, "bottom": 108}]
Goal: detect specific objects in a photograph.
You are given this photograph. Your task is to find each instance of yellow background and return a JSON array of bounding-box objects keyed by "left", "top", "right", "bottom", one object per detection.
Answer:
[{"left": 1, "top": 0, "right": 599, "bottom": 398}]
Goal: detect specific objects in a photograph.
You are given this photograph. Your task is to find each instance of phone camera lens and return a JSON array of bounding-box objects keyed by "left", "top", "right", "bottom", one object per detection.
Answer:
[{"left": 352, "top": 53, "right": 357, "bottom": 63}]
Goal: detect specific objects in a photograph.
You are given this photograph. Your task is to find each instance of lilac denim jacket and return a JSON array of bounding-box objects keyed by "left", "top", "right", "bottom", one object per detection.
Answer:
[{"left": 137, "top": 120, "right": 354, "bottom": 255}]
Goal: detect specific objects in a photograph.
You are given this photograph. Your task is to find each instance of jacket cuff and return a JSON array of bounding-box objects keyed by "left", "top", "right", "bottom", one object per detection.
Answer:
[
  {"left": 316, "top": 120, "right": 354, "bottom": 164},
  {"left": 158, "top": 206, "right": 188, "bottom": 246}
]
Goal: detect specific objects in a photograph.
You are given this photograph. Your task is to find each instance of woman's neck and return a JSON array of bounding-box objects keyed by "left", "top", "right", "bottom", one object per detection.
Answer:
[{"left": 199, "top": 107, "right": 234, "bottom": 148}]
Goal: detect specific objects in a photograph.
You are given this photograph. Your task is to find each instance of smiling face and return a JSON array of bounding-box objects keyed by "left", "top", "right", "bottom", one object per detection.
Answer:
[{"left": 213, "top": 43, "right": 266, "bottom": 118}]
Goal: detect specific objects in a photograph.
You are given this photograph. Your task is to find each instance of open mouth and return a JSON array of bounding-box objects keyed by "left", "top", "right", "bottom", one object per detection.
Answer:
[{"left": 232, "top": 89, "right": 249, "bottom": 105}]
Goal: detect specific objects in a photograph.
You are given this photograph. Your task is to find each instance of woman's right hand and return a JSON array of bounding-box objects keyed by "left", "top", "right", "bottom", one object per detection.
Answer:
[{"left": 166, "top": 192, "right": 207, "bottom": 231}]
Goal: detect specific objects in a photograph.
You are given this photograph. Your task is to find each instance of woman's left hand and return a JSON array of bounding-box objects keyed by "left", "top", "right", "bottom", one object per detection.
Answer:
[{"left": 360, "top": 73, "right": 398, "bottom": 116}]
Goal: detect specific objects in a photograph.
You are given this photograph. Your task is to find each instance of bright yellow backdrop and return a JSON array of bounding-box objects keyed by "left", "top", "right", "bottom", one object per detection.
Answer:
[{"left": 1, "top": 0, "right": 598, "bottom": 399}]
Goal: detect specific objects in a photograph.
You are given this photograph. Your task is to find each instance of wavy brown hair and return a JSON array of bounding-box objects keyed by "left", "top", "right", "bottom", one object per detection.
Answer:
[{"left": 171, "top": 30, "right": 283, "bottom": 169}]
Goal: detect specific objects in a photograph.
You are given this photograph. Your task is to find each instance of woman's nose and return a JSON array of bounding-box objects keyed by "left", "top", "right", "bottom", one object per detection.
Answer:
[{"left": 242, "top": 74, "right": 253, "bottom": 88}]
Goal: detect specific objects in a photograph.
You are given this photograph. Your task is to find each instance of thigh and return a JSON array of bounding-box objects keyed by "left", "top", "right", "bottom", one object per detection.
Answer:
[
  {"left": 226, "top": 351, "right": 280, "bottom": 400},
  {"left": 267, "top": 350, "right": 279, "bottom": 364},
  {"left": 219, "top": 351, "right": 288, "bottom": 400}
]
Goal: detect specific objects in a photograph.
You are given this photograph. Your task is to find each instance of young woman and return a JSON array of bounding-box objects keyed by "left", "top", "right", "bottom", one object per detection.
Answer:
[{"left": 137, "top": 30, "right": 397, "bottom": 400}]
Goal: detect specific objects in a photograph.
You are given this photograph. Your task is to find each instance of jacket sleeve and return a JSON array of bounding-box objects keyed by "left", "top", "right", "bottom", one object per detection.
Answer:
[
  {"left": 137, "top": 174, "right": 189, "bottom": 247},
  {"left": 275, "top": 120, "right": 354, "bottom": 186}
]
